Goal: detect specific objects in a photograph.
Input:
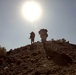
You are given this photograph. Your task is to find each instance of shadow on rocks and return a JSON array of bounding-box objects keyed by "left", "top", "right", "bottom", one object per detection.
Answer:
[{"left": 43, "top": 42, "right": 73, "bottom": 66}]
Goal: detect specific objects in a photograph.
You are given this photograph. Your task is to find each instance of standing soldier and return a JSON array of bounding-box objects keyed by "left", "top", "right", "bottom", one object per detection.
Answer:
[
  {"left": 30, "top": 31, "right": 35, "bottom": 44},
  {"left": 39, "top": 29, "right": 48, "bottom": 43}
]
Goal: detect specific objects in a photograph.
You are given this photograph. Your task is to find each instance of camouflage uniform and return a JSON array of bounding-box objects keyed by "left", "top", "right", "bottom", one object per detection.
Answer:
[
  {"left": 39, "top": 29, "right": 48, "bottom": 43},
  {"left": 30, "top": 32, "right": 35, "bottom": 44}
]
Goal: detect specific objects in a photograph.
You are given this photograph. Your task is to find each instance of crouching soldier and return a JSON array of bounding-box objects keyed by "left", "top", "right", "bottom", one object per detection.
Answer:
[
  {"left": 30, "top": 31, "right": 35, "bottom": 44},
  {"left": 39, "top": 29, "right": 48, "bottom": 43}
]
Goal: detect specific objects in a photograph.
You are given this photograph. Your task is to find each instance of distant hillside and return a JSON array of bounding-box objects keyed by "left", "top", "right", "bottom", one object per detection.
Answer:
[{"left": 0, "top": 40, "right": 76, "bottom": 75}]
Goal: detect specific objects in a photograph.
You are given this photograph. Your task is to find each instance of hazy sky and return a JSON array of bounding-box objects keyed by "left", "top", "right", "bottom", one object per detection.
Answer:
[{"left": 0, "top": 0, "right": 76, "bottom": 50}]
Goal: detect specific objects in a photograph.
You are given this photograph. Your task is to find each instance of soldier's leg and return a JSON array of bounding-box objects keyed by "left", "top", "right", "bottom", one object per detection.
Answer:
[
  {"left": 42, "top": 38, "right": 45, "bottom": 43},
  {"left": 33, "top": 38, "right": 34, "bottom": 43},
  {"left": 31, "top": 38, "right": 34, "bottom": 44},
  {"left": 31, "top": 39, "right": 32, "bottom": 44}
]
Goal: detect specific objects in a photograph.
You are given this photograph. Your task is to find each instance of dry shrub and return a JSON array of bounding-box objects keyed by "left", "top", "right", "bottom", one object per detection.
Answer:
[{"left": 0, "top": 46, "right": 6, "bottom": 57}]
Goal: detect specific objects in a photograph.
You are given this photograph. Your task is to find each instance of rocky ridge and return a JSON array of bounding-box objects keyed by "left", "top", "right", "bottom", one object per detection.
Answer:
[{"left": 0, "top": 40, "right": 76, "bottom": 75}]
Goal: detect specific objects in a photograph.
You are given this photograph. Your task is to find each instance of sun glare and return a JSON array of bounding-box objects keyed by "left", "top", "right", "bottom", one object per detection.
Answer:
[{"left": 21, "top": 1, "right": 42, "bottom": 22}]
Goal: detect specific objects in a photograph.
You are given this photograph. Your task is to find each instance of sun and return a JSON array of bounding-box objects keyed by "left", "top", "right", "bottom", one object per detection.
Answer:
[{"left": 21, "top": 1, "right": 42, "bottom": 22}]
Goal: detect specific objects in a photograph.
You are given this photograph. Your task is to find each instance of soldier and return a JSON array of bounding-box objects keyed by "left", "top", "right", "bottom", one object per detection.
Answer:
[
  {"left": 39, "top": 29, "right": 48, "bottom": 43},
  {"left": 30, "top": 31, "right": 35, "bottom": 44}
]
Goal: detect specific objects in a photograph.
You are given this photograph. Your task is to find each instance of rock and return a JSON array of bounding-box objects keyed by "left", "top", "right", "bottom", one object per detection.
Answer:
[{"left": 4, "top": 67, "right": 8, "bottom": 70}]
